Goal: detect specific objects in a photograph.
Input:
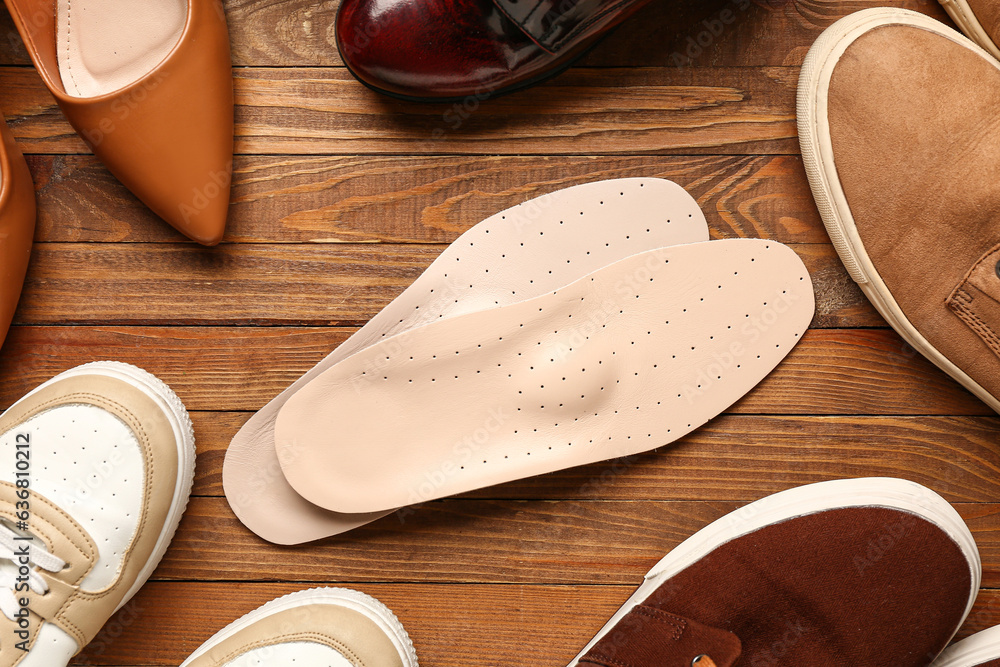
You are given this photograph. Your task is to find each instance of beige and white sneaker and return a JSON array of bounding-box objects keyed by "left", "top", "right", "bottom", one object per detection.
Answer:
[
  {"left": 180, "top": 588, "right": 418, "bottom": 667},
  {"left": 0, "top": 362, "right": 195, "bottom": 665}
]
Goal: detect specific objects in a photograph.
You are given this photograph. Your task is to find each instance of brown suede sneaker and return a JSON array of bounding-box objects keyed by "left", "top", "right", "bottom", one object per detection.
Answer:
[
  {"left": 567, "top": 478, "right": 980, "bottom": 667},
  {"left": 932, "top": 625, "right": 1000, "bottom": 667},
  {"left": 940, "top": 0, "right": 1000, "bottom": 59},
  {"left": 798, "top": 8, "right": 1000, "bottom": 413}
]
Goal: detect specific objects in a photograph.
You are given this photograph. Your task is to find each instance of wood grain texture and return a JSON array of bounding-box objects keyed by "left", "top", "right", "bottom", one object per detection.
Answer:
[
  {"left": 66, "top": 583, "right": 1000, "bottom": 666},
  {"left": 155, "top": 499, "right": 1000, "bottom": 585},
  {"left": 26, "top": 154, "right": 826, "bottom": 245},
  {"left": 0, "top": 327, "right": 987, "bottom": 415},
  {"left": 0, "top": 0, "right": 949, "bottom": 69},
  {"left": 12, "top": 242, "right": 874, "bottom": 326},
  {"left": 0, "top": 0, "right": 995, "bottom": 663},
  {"left": 3, "top": 66, "right": 800, "bottom": 155}
]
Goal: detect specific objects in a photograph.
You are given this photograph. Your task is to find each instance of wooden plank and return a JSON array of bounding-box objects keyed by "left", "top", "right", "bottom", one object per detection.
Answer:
[
  {"left": 2, "top": 66, "right": 798, "bottom": 155},
  {"left": 12, "top": 242, "right": 876, "bottom": 327},
  {"left": 67, "top": 583, "right": 641, "bottom": 666},
  {"left": 583, "top": 0, "right": 950, "bottom": 69},
  {"left": 0, "top": 327, "right": 986, "bottom": 414},
  {"left": 1, "top": 1, "right": 949, "bottom": 69},
  {"left": 67, "top": 582, "right": 1000, "bottom": 666},
  {"left": 26, "top": 154, "right": 828, "bottom": 245},
  {"left": 153, "top": 499, "right": 1000, "bottom": 586},
  {"left": 190, "top": 414, "right": 1000, "bottom": 501}
]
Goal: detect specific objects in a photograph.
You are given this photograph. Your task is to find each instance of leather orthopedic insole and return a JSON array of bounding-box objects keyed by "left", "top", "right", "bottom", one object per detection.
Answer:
[
  {"left": 276, "top": 239, "right": 815, "bottom": 514},
  {"left": 224, "top": 178, "right": 710, "bottom": 543},
  {"left": 57, "top": 0, "right": 187, "bottom": 97}
]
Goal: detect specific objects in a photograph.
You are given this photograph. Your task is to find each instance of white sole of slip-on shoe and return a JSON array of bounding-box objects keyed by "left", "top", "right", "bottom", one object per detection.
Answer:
[
  {"left": 797, "top": 7, "right": 1000, "bottom": 415},
  {"left": 568, "top": 477, "right": 981, "bottom": 666},
  {"left": 224, "top": 177, "right": 711, "bottom": 544},
  {"left": 939, "top": 0, "right": 1000, "bottom": 60},
  {"left": 276, "top": 238, "right": 814, "bottom": 515},
  {"left": 933, "top": 625, "right": 1000, "bottom": 667}
]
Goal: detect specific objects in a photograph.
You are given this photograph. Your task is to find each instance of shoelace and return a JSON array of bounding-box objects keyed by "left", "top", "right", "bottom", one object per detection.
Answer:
[{"left": 0, "top": 523, "right": 65, "bottom": 621}]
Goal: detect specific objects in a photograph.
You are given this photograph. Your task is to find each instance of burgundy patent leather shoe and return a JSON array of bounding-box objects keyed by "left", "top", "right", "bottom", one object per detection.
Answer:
[{"left": 336, "top": 0, "right": 655, "bottom": 101}]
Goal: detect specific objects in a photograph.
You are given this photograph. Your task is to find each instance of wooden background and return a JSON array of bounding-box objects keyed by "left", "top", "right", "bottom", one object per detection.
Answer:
[{"left": 1, "top": 0, "right": 998, "bottom": 664}]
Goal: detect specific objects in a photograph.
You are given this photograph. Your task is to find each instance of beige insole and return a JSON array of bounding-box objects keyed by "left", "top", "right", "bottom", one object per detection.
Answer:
[
  {"left": 276, "top": 239, "right": 814, "bottom": 514},
  {"left": 57, "top": 0, "right": 187, "bottom": 97},
  {"left": 223, "top": 178, "right": 710, "bottom": 544}
]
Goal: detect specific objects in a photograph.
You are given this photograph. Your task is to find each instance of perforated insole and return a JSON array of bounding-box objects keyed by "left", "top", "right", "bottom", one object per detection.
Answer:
[
  {"left": 276, "top": 239, "right": 815, "bottom": 514},
  {"left": 223, "top": 178, "right": 710, "bottom": 544},
  {"left": 56, "top": 0, "right": 187, "bottom": 97}
]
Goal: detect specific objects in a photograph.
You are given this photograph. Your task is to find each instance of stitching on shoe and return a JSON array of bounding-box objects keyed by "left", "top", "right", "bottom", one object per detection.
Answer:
[
  {"left": 629, "top": 605, "right": 686, "bottom": 638},
  {"left": 215, "top": 631, "right": 370, "bottom": 667},
  {"left": 948, "top": 288, "right": 1000, "bottom": 357},
  {"left": 581, "top": 605, "right": 688, "bottom": 667},
  {"left": 64, "top": 0, "right": 82, "bottom": 94}
]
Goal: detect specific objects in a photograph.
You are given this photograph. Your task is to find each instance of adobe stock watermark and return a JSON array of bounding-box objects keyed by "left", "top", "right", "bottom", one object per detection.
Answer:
[
  {"left": 80, "top": 71, "right": 170, "bottom": 148},
  {"left": 395, "top": 406, "right": 510, "bottom": 523},
  {"left": 853, "top": 511, "right": 918, "bottom": 576},
  {"left": 72, "top": 598, "right": 146, "bottom": 665},
  {"left": 669, "top": 0, "right": 793, "bottom": 68},
  {"left": 227, "top": 434, "right": 312, "bottom": 519},
  {"left": 679, "top": 285, "right": 803, "bottom": 405},
  {"left": 547, "top": 246, "right": 680, "bottom": 364},
  {"left": 349, "top": 184, "right": 570, "bottom": 395},
  {"left": 178, "top": 160, "right": 233, "bottom": 226},
  {"left": 749, "top": 618, "right": 810, "bottom": 667}
]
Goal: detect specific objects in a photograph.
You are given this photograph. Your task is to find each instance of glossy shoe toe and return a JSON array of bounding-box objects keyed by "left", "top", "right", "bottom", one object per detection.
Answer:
[{"left": 336, "top": 0, "right": 538, "bottom": 100}]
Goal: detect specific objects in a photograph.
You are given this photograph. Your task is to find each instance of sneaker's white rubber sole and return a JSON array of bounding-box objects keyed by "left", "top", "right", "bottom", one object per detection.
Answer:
[
  {"left": 796, "top": 7, "right": 1000, "bottom": 415},
  {"left": 566, "top": 477, "right": 981, "bottom": 666},
  {"left": 179, "top": 587, "right": 418, "bottom": 667},
  {"left": 933, "top": 624, "right": 1000, "bottom": 667}
]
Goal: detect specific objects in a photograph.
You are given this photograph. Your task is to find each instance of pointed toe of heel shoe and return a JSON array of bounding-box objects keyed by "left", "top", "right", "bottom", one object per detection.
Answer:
[
  {"left": 0, "top": 114, "right": 36, "bottom": 351},
  {"left": 4, "top": 0, "right": 234, "bottom": 245}
]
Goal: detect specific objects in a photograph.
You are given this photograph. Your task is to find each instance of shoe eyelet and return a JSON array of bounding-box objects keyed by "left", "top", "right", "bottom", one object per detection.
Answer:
[{"left": 994, "top": 258, "right": 1000, "bottom": 280}]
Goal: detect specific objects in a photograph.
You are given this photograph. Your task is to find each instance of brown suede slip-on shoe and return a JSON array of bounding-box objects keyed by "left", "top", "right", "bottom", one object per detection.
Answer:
[
  {"left": 3, "top": 0, "right": 234, "bottom": 246},
  {"left": 798, "top": 8, "right": 1000, "bottom": 413},
  {"left": 0, "top": 114, "right": 35, "bottom": 353},
  {"left": 939, "top": 0, "right": 1000, "bottom": 60},
  {"left": 567, "top": 478, "right": 980, "bottom": 667}
]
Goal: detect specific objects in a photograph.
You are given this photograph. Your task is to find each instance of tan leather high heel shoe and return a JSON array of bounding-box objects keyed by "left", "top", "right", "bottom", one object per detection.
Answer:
[
  {"left": 3, "top": 0, "right": 234, "bottom": 246},
  {"left": 0, "top": 113, "right": 36, "bottom": 352}
]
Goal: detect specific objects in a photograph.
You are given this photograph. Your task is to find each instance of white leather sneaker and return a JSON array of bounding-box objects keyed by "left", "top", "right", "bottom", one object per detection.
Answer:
[
  {"left": 180, "top": 588, "right": 418, "bottom": 667},
  {"left": 0, "top": 362, "right": 195, "bottom": 666}
]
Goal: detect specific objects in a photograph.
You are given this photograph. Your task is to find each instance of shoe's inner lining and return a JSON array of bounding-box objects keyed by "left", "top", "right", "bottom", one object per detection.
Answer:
[{"left": 56, "top": 0, "right": 187, "bottom": 97}]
